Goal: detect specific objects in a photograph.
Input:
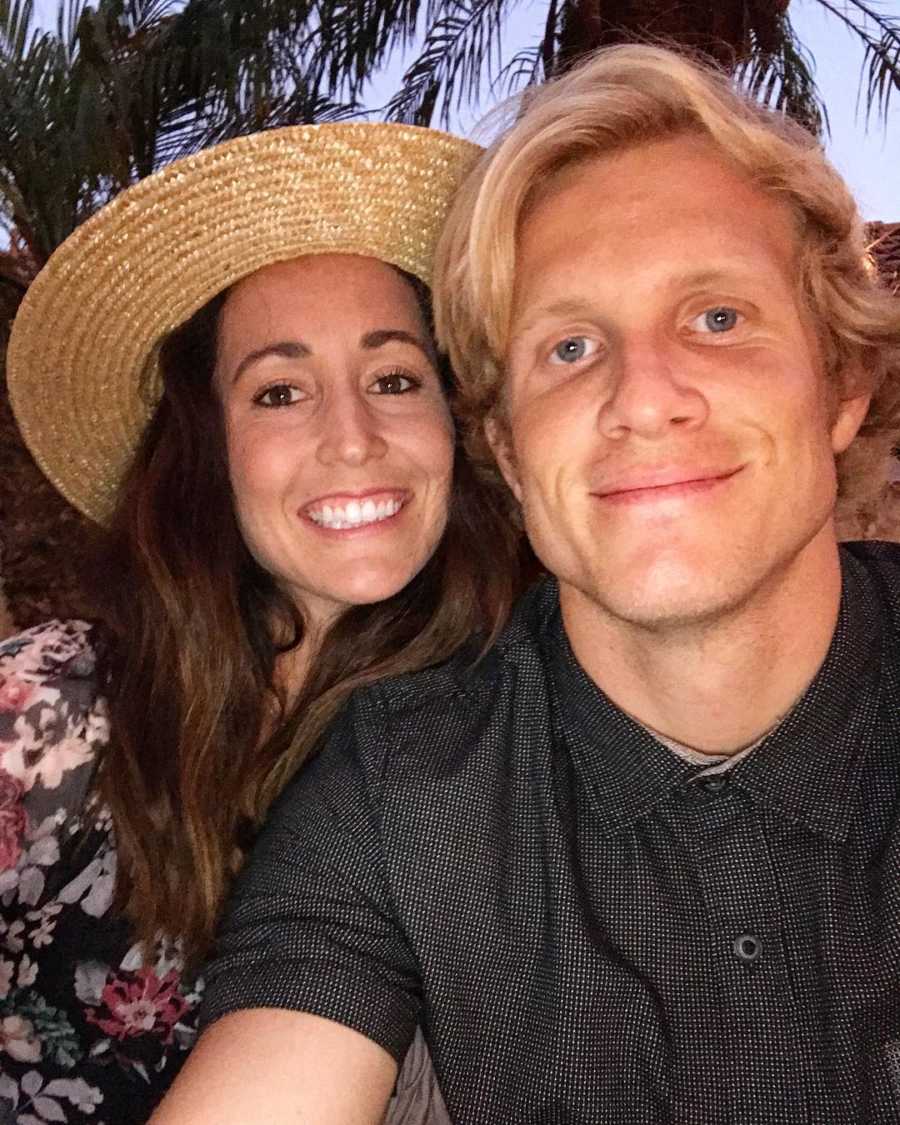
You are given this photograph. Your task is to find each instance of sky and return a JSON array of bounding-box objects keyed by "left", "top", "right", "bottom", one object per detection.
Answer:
[
  {"left": 360, "top": 0, "right": 900, "bottom": 220},
  {"left": 29, "top": 0, "right": 900, "bottom": 219},
  {"left": 786, "top": 0, "right": 900, "bottom": 219}
]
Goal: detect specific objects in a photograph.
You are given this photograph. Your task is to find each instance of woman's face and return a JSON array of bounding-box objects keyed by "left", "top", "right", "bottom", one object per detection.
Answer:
[{"left": 215, "top": 253, "right": 454, "bottom": 629}]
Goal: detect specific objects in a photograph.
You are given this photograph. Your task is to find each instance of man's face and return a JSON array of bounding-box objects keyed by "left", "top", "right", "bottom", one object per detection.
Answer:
[{"left": 494, "top": 136, "right": 870, "bottom": 632}]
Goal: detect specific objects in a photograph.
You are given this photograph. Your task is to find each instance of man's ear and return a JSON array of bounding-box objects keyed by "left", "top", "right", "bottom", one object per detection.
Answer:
[
  {"left": 830, "top": 368, "right": 872, "bottom": 455},
  {"left": 484, "top": 414, "right": 523, "bottom": 503}
]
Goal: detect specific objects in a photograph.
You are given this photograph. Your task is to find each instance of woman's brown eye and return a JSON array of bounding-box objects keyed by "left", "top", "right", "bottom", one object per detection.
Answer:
[
  {"left": 373, "top": 372, "right": 417, "bottom": 394},
  {"left": 255, "top": 384, "right": 300, "bottom": 407}
]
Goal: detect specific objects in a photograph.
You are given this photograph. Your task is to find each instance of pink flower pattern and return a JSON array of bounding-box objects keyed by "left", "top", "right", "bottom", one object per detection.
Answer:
[
  {"left": 0, "top": 1013, "right": 41, "bottom": 1062},
  {"left": 0, "top": 677, "right": 33, "bottom": 714},
  {"left": 0, "top": 621, "right": 201, "bottom": 1123},
  {"left": 86, "top": 967, "right": 188, "bottom": 1044}
]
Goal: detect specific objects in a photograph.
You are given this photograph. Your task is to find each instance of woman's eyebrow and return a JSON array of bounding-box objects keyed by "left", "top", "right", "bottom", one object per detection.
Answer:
[
  {"left": 231, "top": 340, "right": 311, "bottom": 384},
  {"left": 361, "top": 328, "right": 436, "bottom": 364}
]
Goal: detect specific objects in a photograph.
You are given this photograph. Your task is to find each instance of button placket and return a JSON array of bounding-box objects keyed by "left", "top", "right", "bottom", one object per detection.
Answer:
[{"left": 669, "top": 793, "right": 803, "bottom": 1122}]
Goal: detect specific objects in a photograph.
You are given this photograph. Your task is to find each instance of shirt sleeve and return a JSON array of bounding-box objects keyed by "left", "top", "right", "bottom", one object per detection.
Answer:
[{"left": 199, "top": 691, "right": 422, "bottom": 1063}]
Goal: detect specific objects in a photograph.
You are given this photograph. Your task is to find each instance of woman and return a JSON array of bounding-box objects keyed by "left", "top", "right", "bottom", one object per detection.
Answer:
[{"left": 0, "top": 123, "right": 519, "bottom": 1123}]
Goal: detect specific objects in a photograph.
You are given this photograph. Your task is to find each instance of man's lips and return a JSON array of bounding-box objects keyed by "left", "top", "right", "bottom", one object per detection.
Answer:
[{"left": 593, "top": 466, "right": 743, "bottom": 502}]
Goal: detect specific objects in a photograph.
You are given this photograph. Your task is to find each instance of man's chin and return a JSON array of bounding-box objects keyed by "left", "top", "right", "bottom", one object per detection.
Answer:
[{"left": 564, "top": 565, "right": 749, "bottom": 634}]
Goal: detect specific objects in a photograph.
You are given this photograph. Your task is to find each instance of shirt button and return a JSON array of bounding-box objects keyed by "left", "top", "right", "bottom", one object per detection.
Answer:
[
  {"left": 733, "top": 932, "right": 763, "bottom": 964},
  {"left": 699, "top": 776, "right": 728, "bottom": 793}
]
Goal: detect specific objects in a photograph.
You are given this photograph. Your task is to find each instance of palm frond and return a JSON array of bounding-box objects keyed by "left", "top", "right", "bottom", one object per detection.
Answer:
[
  {"left": 0, "top": 25, "right": 101, "bottom": 261},
  {"left": 384, "top": 0, "right": 521, "bottom": 125},
  {"left": 0, "top": 0, "right": 34, "bottom": 60},
  {"left": 494, "top": 41, "right": 545, "bottom": 98},
  {"left": 187, "top": 88, "right": 360, "bottom": 156},
  {"left": 310, "top": 0, "right": 423, "bottom": 102},
  {"left": 57, "top": 0, "right": 94, "bottom": 63},
  {"left": 811, "top": 0, "right": 900, "bottom": 124},
  {"left": 862, "top": 24, "right": 900, "bottom": 123},
  {"left": 737, "top": 16, "right": 827, "bottom": 137},
  {"left": 490, "top": 0, "right": 560, "bottom": 100}
]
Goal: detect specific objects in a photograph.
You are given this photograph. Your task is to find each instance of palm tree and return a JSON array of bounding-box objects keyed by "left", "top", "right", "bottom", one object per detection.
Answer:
[
  {"left": 367, "top": 0, "right": 900, "bottom": 137},
  {"left": 0, "top": 0, "right": 362, "bottom": 293}
]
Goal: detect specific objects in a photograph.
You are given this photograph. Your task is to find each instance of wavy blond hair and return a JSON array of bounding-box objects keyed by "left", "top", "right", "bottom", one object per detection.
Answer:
[{"left": 435, "top": 44, "right": 900, "bottom": 501}]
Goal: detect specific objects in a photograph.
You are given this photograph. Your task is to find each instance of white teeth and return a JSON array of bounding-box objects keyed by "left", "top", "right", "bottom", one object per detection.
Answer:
[{"left": 308, "top": 497, "right": 403, "bottom": 529}]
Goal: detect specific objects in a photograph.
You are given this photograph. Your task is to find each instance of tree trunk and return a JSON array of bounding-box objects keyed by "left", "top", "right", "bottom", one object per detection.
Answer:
[{"left": 557, "top": 0, "right": 791, "bottom": 74}]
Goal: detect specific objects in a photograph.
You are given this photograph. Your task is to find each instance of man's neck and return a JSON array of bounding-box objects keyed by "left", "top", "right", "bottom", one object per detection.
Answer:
[{"left": 560, "top": 536, "right": 844, "bottom": 756}]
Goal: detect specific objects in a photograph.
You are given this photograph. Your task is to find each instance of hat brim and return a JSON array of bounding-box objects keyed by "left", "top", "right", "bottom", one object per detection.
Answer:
[{"left": 7, "top": 123, "right": 480, "bottom": 524}]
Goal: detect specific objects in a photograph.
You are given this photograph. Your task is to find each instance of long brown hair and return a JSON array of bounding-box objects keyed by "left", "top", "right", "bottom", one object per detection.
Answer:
[{"left": 90, "top": 278, "right": 521, "bottom": 963}]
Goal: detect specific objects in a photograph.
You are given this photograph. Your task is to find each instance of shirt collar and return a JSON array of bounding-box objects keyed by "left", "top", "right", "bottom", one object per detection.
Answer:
[
  {"left": 732, "top": 548, "right": 885, "bottom": 843},
  {"left": 539, "top": 548, "right": 885, "bottom": 843}
]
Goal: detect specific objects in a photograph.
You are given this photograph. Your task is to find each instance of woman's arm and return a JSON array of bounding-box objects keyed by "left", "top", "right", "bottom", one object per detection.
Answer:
[
  {"left": 150, "top": 1009, "right": 397, "bottom": 1124},
  {"left": 151, "top": 695, "right": 423, "bottom": 1121}
]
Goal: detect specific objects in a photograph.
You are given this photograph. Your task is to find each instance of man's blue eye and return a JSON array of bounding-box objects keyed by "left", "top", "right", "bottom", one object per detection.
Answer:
[
  {"left": 552, "top": 337, "right": 589, "bottom": 363},
  {"left": 704, "top": 307, "right": 738, "bottom": 333}
]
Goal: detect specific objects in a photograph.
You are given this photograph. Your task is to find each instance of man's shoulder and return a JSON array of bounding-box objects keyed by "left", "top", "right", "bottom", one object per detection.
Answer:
[
  {"left": 292, "top": 579, "right": 561, "bottom": 820},
  {"left": 349, "top": 578, "right": 560, "bottom": 736},
  {"left": 842, "top": 539, "right": 900, "bottom": 621}
]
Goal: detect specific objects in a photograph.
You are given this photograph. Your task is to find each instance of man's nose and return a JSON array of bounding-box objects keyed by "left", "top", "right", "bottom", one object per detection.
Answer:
[
  {"left": 315, "top": 390, "right": 389, "bottom": 466},
  {"left": 596, "top": 336, "right": 709, "bottom": 440}
]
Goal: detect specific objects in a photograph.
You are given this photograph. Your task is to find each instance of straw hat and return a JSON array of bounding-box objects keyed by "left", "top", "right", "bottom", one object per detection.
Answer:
[{"left": 7, "top": 122, "right": 481, "bottom": 524}]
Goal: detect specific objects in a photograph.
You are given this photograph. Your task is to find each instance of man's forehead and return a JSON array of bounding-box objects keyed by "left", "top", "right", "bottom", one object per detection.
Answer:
[
  {"left": 515, "top": 141, "right": 801, "bottom": 279},
  {"left": 520, "top": 135, "right": 785, "bottom": 229},
  {"left": 520, "top": 133, "right": 711, "bottom": 213}
]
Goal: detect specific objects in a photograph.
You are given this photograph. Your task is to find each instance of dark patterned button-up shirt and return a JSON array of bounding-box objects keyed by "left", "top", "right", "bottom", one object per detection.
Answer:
[{"left": 203, "top": 541, "right": 900, "bottom": 1124}]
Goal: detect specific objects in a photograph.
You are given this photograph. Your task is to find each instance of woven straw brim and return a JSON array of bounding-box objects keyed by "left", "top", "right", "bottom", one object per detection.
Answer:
[{"left": 8, "top": 123, "right": 480, "bottom": 524}]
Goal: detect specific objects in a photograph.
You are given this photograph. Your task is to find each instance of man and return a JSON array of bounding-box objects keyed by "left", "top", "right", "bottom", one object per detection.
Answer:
[{"left": 154, "top": 45, "right": 900, "bottom": 1124}]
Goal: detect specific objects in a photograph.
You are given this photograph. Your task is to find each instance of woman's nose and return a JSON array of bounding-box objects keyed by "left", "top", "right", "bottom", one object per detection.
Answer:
[{"left": 315, "top": 391, "right": 389, "bottom": 466}]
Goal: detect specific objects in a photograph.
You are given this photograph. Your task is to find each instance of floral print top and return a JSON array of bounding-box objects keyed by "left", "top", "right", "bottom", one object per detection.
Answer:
[
  {"left": 0, "top": 619, "right": 199, "bottom": 1124},
  {"left": 0, "top": 621, "right": 453, "bottom": 1125}
]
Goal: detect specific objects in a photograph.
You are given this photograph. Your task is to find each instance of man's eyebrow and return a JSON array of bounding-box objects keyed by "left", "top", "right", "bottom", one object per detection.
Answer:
[
  {"left": 512, "top": 299, "right": 597, "bottom": 340},
  {"left": 673, "top": 267, "right": 752, "bottom": 288},
  {"left": 231, "top": 340, "right": 310, "bottom": 384},
  {"left": 361, "top": 328, "right": 436, "bottom": 364}
]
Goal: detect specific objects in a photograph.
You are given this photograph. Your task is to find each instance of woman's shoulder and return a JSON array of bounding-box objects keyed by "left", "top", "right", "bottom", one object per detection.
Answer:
[
  {"left": 0, "top": 613, "right": 108, "bottom": 875},
  {"left": 0, "top": 618, "right": 98, "bottom": 683},
  {"left": 0, "top": 619, "right": 107, "bottom": 797},
  {"left": 0, "top": 623, "right": 202, "bottom": 1121},
  {"left": 0, "top": 618, "right": 109, "bottom": 892}
]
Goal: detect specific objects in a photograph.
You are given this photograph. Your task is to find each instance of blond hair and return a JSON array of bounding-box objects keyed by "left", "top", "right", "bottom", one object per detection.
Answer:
[{"left": 435, "top": 44, "right": 900, "bottom": 500}]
